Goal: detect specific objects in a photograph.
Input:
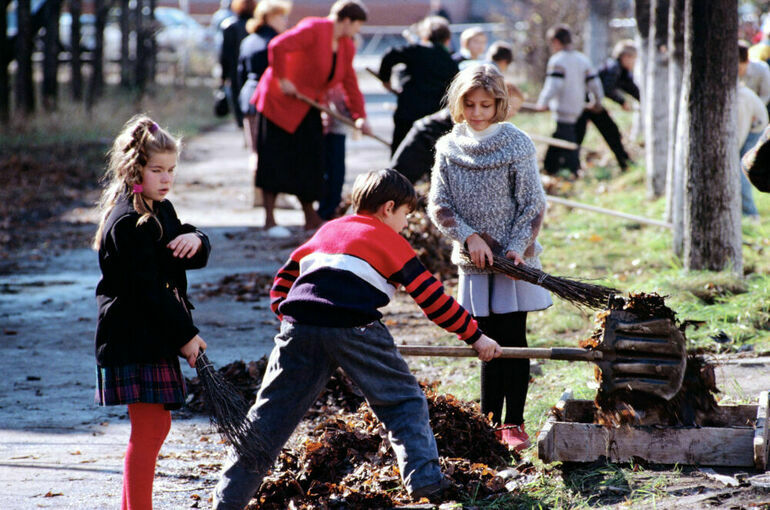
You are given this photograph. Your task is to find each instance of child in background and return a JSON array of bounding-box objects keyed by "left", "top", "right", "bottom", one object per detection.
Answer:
[
  {"left": 428, "top": 65, "right": 552, "bottom": 451},
  {"left": 536, "top": 24, "right": 604, "bottom": 176},
  {"left": 575, "top": 39, "right": 639, "bottom": 171},
  {"left": 93, "top": 115, "right": 209, "bottom": 509},
  {"left": 452, "top": 26, "right": 487, "bottom": 67},
  {"left": 214, "top": 169, "right": 502, "bottom": 509},
  {"left": 486, "top": 40, "right": 514, "bottom": 73}
]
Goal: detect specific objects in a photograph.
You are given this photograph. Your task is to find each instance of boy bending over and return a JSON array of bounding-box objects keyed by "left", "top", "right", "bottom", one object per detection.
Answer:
[{"left": 213, "top": 169, "right": 501, "bottom": 509}]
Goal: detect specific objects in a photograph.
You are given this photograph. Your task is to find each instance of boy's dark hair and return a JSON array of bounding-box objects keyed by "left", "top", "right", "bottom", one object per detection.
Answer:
[
  {"left": 419, "top": 15, "right": 451, "bottom": 45},
  {"left": 487, "top": 41, "right": 513, "bottom": 65},
  {"left": 739, "top": 40, "right": 750, "bottom": 63},
  {"left": 352, "top": 169, "right": 417, "bottom": 214},
  {"left": 547, "top": 24, "right": 572, "bottom": 46},
  {"left": 330, "top": 0, "right": 368, "bottom": 22}
]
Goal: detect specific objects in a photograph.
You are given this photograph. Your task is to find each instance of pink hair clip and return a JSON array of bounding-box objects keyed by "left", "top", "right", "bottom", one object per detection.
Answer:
[
  {"left": 132, "top": 184, "right": 144, "bottom": 193},
  {"left": 149, "top": 122, "right": 159, "bottom": 134}
]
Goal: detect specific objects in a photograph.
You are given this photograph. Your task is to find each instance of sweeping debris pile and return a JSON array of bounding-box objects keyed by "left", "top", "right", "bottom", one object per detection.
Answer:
[
  {"left": 581, "top": 292, "right": 719, "bottom": 427},
  {"left": 186, "top": 362, "right": 521, "bottom": 508}
]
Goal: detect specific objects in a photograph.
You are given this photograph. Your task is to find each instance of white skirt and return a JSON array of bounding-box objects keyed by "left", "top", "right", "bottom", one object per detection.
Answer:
[{"left": 457, "top": 273, "right": 553, "bottom": 317}]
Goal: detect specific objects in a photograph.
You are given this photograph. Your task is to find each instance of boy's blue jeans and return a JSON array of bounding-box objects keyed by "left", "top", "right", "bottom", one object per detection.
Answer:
[
  {"left": 213, "top": 320, "right": 442, "bottom": 509},
  {"left": 741, "top": 131, "right": 761, "bottom": 218}
]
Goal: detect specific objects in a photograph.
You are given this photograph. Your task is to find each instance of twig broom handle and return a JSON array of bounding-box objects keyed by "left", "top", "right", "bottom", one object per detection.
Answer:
[{"left": 293, "top": 91, "right": 392, "bottom": 147}]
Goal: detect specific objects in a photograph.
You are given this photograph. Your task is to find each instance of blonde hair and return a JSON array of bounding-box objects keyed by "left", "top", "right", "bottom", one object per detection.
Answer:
[
  {"left": 459, "top": 26, "right": 485, "bottom": 49},
  {"left": 445, "top": 64, "right": 509, "bottom": 124},
  {"left": 248, "top": 0, "right": 292, "bottom": 33},
  {"left": 93, "top": 115, "right": 180, "bottom": 249}
]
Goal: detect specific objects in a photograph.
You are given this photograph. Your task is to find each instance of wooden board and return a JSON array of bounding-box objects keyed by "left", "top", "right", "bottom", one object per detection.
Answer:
[{"left": 537, "top": 389, "right": 769, "bottom": 468}]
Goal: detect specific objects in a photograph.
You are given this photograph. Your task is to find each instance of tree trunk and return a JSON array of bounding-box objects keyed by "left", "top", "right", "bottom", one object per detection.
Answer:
[
  {"left": 681, "top": 0, "right": 741, "bottom": 273},
  {"left": 42, "top": 0, "right": 62, "bottom": 111},
  {"left": 70, "top": 0, "right": 83, "bottom": 100},
  {"left": 0, "top": 0, "right": 10, "bottom": 121},
  {"left": 631, "top": 0, "right": 650, "bottom": 141},
  {"left": 15, "top": 0, "right": 35, "bottom": 114},
  {"left": 87, "top": 0, "right": 106, "bottom": 109},
  {"left": 134, "top": 0, "right": 148, "bottom": 91},
  {"left": 148, "top": 0, "right": 157, "bottom": 82},
  {"left": 665, "top": 0, "right": 684, "bottom": 226},
  {"left": 644, "top": 0, "right": 669, "bottom": 198},
  {"left": 120, "top": 0, "right": 131, "bottom": 87},
  {"left": 585, "top": 0, "right": 612, "bottom": 65}
]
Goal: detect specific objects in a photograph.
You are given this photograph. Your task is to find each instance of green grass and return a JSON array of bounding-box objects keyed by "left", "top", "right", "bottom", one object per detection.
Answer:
[{"left": 0, "top": 83, "right": 221, "bottom": 147}]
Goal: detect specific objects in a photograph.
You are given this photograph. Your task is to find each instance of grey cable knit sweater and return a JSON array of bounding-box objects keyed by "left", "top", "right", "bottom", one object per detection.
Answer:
[{"left": 428, "top": 121, "right": 547, "bottom": 275}]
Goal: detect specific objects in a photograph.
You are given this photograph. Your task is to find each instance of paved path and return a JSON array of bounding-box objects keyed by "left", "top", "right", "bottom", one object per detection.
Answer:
[{"left": 0, "top": 89, "right": 393, "bottom": 509}]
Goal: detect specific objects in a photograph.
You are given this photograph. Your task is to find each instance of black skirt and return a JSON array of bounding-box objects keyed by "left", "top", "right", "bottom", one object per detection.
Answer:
[{"left": 255, "top": 109, "right": 325, "bottom": 202}]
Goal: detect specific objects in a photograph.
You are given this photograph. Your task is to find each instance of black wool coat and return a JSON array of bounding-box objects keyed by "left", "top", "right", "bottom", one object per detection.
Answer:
[
  {"left": 378, "top": 42, "right": 458, "bottom": 123},
  {"left": 94, "top": 195, "right": 210, "bottom": 366}
]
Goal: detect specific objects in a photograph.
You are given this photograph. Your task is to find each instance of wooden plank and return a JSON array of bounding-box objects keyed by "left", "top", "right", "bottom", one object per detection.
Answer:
[
  {"left": 544, "top": 422, "right": 755, "bottom": 466},
  {"left": 754, "top": 390, "right": 769, "bottom": 470},
  {"left": 537, "top": 389, "right": 572, "bottom": 464},
  {"left": 539, "top": 396, "right": 761, "bottom": 467}
]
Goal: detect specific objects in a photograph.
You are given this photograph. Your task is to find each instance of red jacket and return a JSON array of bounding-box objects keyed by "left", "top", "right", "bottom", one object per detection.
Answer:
[{"left": 251, "top": 17, "right": 366, "bottom": 133}]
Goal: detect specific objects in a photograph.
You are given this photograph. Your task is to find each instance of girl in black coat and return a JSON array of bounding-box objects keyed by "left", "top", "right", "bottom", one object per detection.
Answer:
[{"left": 93, "top": 115, "right": 209, "bottom": 509}]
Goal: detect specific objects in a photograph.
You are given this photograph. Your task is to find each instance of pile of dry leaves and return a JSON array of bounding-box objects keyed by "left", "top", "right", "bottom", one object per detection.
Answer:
[{"left": 186, "top": 360, "right": 522, "bottom": 508}]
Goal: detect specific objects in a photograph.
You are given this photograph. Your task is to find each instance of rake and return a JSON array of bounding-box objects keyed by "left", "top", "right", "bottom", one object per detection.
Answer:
[{"left": 194, "top": 352, "right": 271, "bottom": 466}]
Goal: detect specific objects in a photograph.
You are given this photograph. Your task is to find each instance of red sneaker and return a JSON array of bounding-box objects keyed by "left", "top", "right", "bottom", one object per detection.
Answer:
[{"left": 499, "top": 424, "right": 531, "bottom": 451}]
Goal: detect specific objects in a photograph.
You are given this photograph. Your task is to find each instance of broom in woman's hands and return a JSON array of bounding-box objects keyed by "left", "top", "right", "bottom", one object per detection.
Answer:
[
  {"left": 461, "top": 233, "right": 620, "bottom": 310},
  {"left": 195, "top": 352, "right": 271, "bottom": 466}
]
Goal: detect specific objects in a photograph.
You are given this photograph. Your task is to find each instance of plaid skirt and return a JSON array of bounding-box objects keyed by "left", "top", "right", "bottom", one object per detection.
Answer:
[{"left": 96, "top": 357, "right": 187, "bottom": 410}]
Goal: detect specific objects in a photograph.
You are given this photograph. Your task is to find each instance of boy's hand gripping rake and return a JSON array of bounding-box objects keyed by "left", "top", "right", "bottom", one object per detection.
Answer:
[{"left": 398, "top": 310, "right": 687, "bottom": 400}]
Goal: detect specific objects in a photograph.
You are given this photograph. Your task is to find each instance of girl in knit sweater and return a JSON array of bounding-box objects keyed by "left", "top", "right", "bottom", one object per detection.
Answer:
[{"left": 428, "top": 64, "right": 552, "bottom": 451}]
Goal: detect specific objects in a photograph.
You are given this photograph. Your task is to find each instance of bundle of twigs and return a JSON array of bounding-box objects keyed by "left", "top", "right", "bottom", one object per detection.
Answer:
[
  {"left": 460, "top": 234, "right": 619, "bottom": 310},
  {"left": 195, "top": 352, "right": 271, "bottom": 467}
]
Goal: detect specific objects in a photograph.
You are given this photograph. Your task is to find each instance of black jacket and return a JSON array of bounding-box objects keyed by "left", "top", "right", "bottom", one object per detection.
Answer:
[
  {"left": 378, "top": 42, "right": 458, "bottom": 123},
  {"left": 237, "top": 25, "right": 278, "bottom": 114},
  {"left": 220, "top": 14, "right": 250, "bottom": 91},
  {"left": 94, "top": 196, "right": 210, "bottom": 366},
  {"left": 598, "top": 58, "right": 640, "bottom": 106},
  {"left": 390, "top": 108, "right": 453, "bottom": 183}
]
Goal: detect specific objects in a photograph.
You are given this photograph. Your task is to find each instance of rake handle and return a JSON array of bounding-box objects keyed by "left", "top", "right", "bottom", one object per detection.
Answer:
[
  {"left": 293, "top": 92, "right": 392, "bottom": 147},
  {"left": 397, "top": 345, "right": 601, "bottom": 361}
]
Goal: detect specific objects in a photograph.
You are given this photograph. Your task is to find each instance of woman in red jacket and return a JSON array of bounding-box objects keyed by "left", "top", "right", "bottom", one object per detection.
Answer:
[{"left": 251, "top": 0, "right": 371, "bottom": 235}]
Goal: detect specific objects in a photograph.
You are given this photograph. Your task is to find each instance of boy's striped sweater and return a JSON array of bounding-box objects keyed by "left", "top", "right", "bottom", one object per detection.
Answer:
[{"left": 270, "top": 214, "right": 481, "bottom": 344}]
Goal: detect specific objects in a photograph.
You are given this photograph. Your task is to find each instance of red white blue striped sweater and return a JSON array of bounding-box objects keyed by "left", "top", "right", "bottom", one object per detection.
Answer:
[{"left": 270, "top": 214, "right": 481, "bottom": 344}]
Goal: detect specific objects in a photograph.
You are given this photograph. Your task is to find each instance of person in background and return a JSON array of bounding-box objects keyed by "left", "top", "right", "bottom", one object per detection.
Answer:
[
  {"left": 391, "top": 81, "right": 524, "bottom": 184},
  {"left": 749, "top": 16, "right": 770, "bottom": 65},
  {"left": 452, "top": 26, "right": 487, "bottom": 66},
  {"left": 739, "top": 39, "right": 770, "bottom": 115},
  {"left": 536, "top": 24, "right": 604, "bottom": 177},
  {"left": 575, "top": 39, "right": 638, "bottom": 171},
  {"left": 486, "top": 40, "right": 513, "bottom": 73},
  {"left": 238, "top": 0, "right": 292, "bottom": 207},
  {"left": 738, "top": 79, "right": 768, "bottom": 220},
  {"left": 429, "top": 65, "right": 552, "bottom": 451},
  {"left": 377, "top": 15, "right": 458, "bottom": 155},
  {"left": 251, "top": 0, "right": 371, "bottom": 236},
  {"left": 213, "top": 169, "right": 502, "bottom": 509},
  {"left": 220, "top": 0, "right": 257, "bottom": 128},
  {"left": 318, "top": 83, "right": 352, "bottom": 220}
]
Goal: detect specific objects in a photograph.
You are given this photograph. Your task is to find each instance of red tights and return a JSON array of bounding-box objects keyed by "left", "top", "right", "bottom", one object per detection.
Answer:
[{"left": 122, "top": 403, "right": 171, "bottom": 510}]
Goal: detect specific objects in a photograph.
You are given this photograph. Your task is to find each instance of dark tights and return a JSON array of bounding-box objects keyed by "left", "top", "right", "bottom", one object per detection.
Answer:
[{"left": 477, "top": 311, "right": 529, "bottom": 425}]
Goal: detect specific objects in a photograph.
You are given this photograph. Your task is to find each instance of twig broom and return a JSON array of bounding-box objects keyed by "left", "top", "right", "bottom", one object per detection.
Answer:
[
  {"left": 194, "top": 352, "right": 271, "bottom": 466},
  {"left": 462, "top": 233, "right": 620, "bottom": 310}
]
